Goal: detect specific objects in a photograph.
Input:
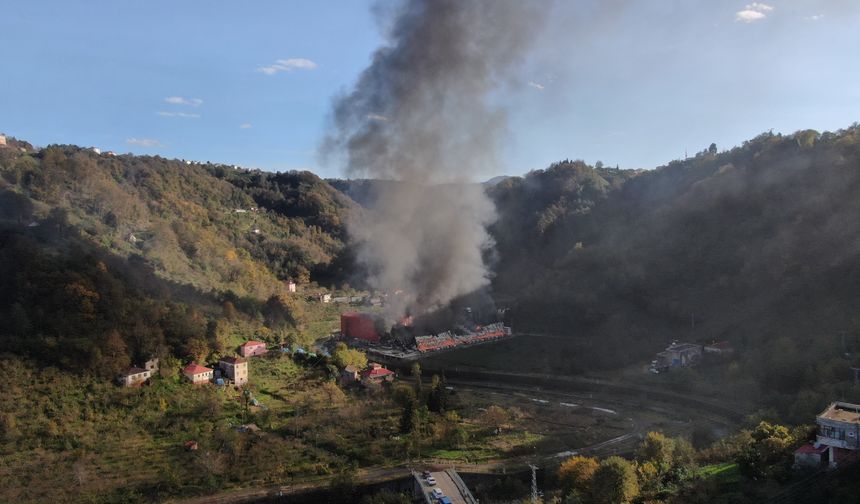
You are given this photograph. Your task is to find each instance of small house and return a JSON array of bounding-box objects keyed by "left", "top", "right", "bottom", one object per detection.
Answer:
[
  {"left": 287, "top": 281, "right": 297, "bottom": 293},
  {"left": 220, "top": 356, "right": 249, "bottom": 386},
  {"left": 144, "top": 357, "right": 159, "bottom": 373},
  {"left": 182, "top": 362, "right": 213, "bottom": 384},
  {"left": 361, "top": 363, "right": 395, "bottom": 384},
  {"left": 794, "top": 443, "right": 829, "bottom": 469},
  {"left": 239, "top": 340, "right": 268, "bottom": 357},
  {"left": 340, "top": 364, "right": 360, "bottom": 386},
  {"left": 0, "top": 134, "right": 7, "bottom": 147},
  {"left": 319, "top": 293, "right": 332, "bottom": 303},
  {"left": 117, "top": 367, "right": 151, "bottom": 387}
]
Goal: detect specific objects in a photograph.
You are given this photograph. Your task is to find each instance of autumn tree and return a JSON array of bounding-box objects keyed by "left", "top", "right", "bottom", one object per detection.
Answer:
[
  {"left": 94, "top": 329, "right": 131, "bottom": 378},
  {"left": 558, "top": 455, "right": 598, "bottom": 497},
  {"left": 590, "top": 456, "right": 639, "bottom": 504}
]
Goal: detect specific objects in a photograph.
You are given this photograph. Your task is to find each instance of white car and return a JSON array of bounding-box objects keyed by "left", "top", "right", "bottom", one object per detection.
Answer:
[
  {"left": 431, "top": 488, "right": 443, "bottom": 498},
  {"left": 427, "top": 476, "right": 437, "bottom": 486}
]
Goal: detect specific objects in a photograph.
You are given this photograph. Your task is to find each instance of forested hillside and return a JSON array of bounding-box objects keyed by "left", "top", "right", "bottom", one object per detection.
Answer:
[
  {"left": 488, "top": 125, "right": 860, "bottom": 420},
  {"left": 0, "top": 142, "right": 353, "bottom": 375}
]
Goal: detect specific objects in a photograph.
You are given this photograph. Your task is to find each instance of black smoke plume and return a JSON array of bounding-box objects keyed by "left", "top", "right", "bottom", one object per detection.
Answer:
[{"left": 323, "top": 0, "right": 545, "bottom": 318}]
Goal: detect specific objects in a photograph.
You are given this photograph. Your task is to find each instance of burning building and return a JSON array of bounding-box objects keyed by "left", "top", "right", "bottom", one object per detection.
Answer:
[{"left": 340, "top": 312, "right": 382, "bottom": 343}]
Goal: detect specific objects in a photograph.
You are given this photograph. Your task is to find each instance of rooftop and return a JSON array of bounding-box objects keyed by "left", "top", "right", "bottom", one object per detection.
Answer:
[
  {"left": 183, "top": 363, "right": 212, "bottom": 375},
  {"left": 795, "top": 443, "right": 828, "bottom": 454},
  {"left": 818, "top": 401, "right": 860, "bottom": 424},
  {"left": 667, "top": 342, "right": 701, "bottom": 352},
  {"left": 220, "top": 356, "right": 247, "bottom": 365},
  {"left": 363, "top": 366, "right": 394, "bottom": 377},
  {"left": 120, "top": 367, "right": 148, "bottom": 376},
  {"left": 241, "top": 340, "right": 265, "bottom": 347}
]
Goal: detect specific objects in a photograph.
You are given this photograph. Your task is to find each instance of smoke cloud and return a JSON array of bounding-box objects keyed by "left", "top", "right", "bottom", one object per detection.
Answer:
[{"left": 324, "top": 0, "right": 545, "bottom": 318}]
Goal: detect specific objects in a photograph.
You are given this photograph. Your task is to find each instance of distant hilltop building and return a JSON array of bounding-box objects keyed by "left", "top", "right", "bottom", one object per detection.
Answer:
[{"left": 0, "top": 133, "right": 7, "bottom": 147}]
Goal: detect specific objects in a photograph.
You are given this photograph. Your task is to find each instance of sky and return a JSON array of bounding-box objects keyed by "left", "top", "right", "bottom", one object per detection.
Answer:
[{"left": 1, "top": 1, "right": 858, "bottom": 178}]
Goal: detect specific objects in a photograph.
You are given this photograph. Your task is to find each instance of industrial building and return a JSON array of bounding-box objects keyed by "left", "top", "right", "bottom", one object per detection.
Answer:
[
  {"left": 653, "top": 341, "right": 703, "bottom": 372},
  {"left": 341, "top": 312, "right": 382, "bottom": 342}
]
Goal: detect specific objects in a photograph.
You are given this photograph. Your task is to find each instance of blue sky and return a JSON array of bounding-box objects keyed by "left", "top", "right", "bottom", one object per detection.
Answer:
[{"left": 1, "top": 1, "right": 858, "bottom": 178}]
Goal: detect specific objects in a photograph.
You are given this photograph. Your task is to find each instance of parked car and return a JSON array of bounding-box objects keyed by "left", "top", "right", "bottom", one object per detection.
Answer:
[
  {"left": 427, "top": 476, "right": 437, "bottom": 485},
  {"left": 438, "top": 497, "right": 452, "bottom": 504},
  {"left": 431, "top": 488, "right": 443, "bottom": 499},
  {"left": 422, "top": 470, "right": 431, "bottom": 478}
]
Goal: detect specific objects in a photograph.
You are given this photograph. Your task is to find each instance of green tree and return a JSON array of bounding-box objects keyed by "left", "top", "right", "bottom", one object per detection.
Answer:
[
  {"left": 411, "top": 362, "right": 422, "bottom": 395},
  {"left": 332, "top": 342, "right": 367, "bottom": 370},
  {"left": 0, "top": 189, "right": 34, "bottom": 223},
  {"left": 590, "top": 456, "right": 639, "bottom": 504},
  {"left": 736, "top": 421, "right": 796, "bottom": 480}
]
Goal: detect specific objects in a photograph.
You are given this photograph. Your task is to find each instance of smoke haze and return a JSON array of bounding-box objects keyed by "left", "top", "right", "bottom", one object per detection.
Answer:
[{"left": 324, "top": 0, "right": 546, "bottom": 317}]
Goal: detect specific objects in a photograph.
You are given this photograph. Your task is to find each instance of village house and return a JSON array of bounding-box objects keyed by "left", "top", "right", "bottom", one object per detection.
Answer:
[
  {"left": 183, "top": 362, "right": 213, "bottom": 384},
  {"left": 239, "top": 340, "right": 268, "bottom": 357},
  {"left": 340, "top": 364, "right": 360, "bottom": 386},
  {"left": 287, "top": 281, "right": 297, "bottom": 293},
  {"left": 144, "top": 357, "right": 159, "bottom": 373},
  {"left": 361, "top": 362, "right": 395, "bottom": 385},
  {"left": 319, "top": 293, "right": 332, "bottom": 303},
  {"left": 117, "top": 367, "right": 151, "bottom": 387},
  {"left": 653, "top": 341, "right": 702, "bottom": 371},
  {"left": 0, "top": 134, "right": 7, "bottom": 147},
  {"left": 795, "top": 401, "right": 860, "bottom": 469},
  {"left": 220, "top": 356, "right": 249, "bottom": 386}
]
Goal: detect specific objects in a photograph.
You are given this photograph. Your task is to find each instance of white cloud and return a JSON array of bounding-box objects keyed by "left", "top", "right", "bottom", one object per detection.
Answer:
[
  {"left": 366, "top": 113, "right": 389, "bottom": 122},
  {"left": 126, "top": 138, "right": 163, "bottom": 148},
  {"left": 527, "top": 81, "right": 545, "bottom": 91},
  {"left": 157, "top": 111, "right": 200, "bottom": 118},
  {"left": 164, "top": 96, "right": 203, "bottom": 107},
  {"left": 805, "top": 14, "right": 824, "bottom": 21},
  {"left": 735, "top": 2, "right": 774, "bottom": 23},
  {"left": 257, "top": 58, "right": 318, "bottom": 75},
  {"left": 239, "top": 123, "right": 252, "bottom": 129}
]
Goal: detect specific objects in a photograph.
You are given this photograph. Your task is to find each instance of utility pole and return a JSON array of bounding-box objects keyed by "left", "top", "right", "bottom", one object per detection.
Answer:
[{"left": 528, "top": 463, "right": 540, "bottom": 503}]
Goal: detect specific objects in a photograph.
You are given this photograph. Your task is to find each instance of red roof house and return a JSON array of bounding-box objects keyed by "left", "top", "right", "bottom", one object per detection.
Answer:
[
  {"left": 793, "top": 443, "right": 829, "bottom": 469},
  {"left": 239, "top": 340, "right": 268, "bottom": 357},
  {"left": 361, "top": 362, "right": 395, "bottom": 384},
  {"left": 182, "top": 363, "right": 213, "bottom": 384}
]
